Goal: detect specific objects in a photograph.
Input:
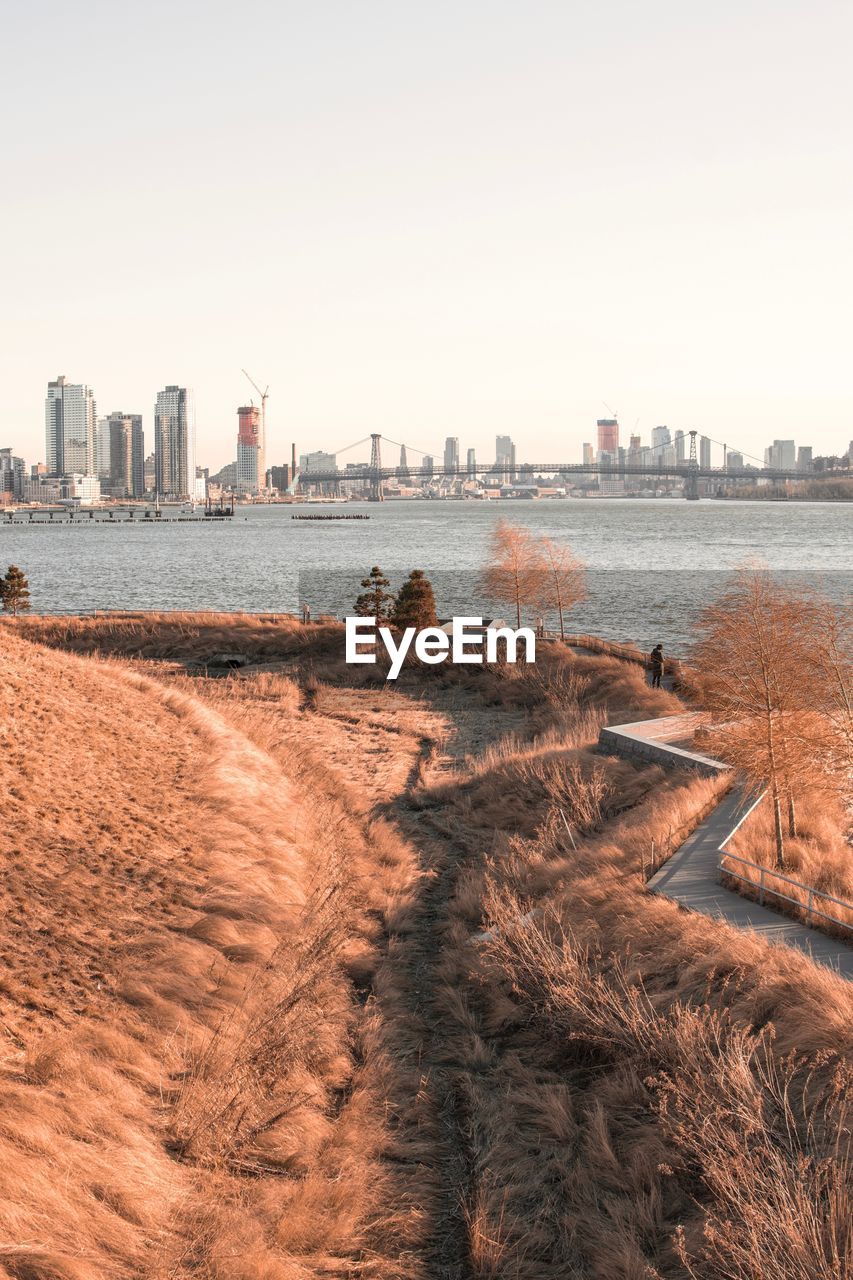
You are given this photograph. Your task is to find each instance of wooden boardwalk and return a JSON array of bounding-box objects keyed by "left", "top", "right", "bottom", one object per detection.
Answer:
[
  {"left": 593, "top": 709, "right": 853, "bottom": 980},
  {"left": 647, "top": 783, "right": 853, "bottom": 979}
]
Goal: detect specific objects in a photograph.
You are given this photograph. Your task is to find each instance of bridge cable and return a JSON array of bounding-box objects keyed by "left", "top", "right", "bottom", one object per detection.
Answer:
[
  {"left": 379, "top": 435, "right": 436, "bottom": 459},
  {"left": 323, "top": 435, "right": 372, "bottom": 459},
  {"left": 701, "top": 435, "right": 767, "bottom": 468}
]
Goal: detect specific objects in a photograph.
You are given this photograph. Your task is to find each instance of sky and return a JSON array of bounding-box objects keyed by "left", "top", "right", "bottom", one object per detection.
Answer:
[{"left": 1, "top": 0, "right": 851, "bottom": 471}]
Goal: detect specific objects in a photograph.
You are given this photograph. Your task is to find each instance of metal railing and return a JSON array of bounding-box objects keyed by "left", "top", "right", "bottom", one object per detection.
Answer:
[
  {"left": 719, "top": 851, "right": 853, "bottom": 935},
  {"left": 544, "top": 631, "right": 684, "bottom": 678},
  {"left": 716, "top": 789, "right": 853, "bottom": 936}
]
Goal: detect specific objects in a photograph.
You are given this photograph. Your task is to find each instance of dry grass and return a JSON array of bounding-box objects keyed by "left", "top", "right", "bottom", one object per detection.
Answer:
[
  {"left": 729, "top": 790, "right": 853, "bottom": 900},
  {"left": 1, "top": 614, "right": 850, "bottom": 1279},
  {"left": 0, "top": 611, "right": 342, "bottom": 666},
  {"left": 0, "top": 631, "right": 425, "bottom": 1277},
  {"left": 413, "top": 765, "right": 853, "bottom": 1278},
  {"left": 381, "top": 644, "right": 852, "bottom": 1277},
  {"left": 479, "top": 901, "right": 852, "bottom": 1279}
]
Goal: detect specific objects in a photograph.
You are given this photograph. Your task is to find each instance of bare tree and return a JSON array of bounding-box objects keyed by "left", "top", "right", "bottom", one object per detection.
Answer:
[
  {"left": 535, "top": 536, "right": 586, "bottom": 640},
  {"left": 481, "top": 520, "right": 545, "bottom": 629},
  {"left": 692, "top": 568, "right": 821, "bottom": 868}
]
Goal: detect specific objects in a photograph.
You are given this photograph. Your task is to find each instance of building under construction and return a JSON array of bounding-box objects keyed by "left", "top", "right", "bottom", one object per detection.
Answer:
[{"left": 236, "top": 404, "right": 263, "bottom": 493}]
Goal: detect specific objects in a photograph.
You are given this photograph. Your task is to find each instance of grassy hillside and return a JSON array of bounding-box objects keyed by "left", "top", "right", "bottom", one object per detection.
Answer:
[
  {"left": 0, "top": 616, "right": 850, "bottom": 1279},
  {"left": 0, "top": 611, "right": 336, "bottom": 665},
  {"left": 0, "top": 631, "right": 422, "bottom": 1278}
]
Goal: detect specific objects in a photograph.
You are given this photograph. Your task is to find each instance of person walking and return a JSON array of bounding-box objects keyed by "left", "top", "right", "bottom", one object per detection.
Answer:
[{"left": 649, "top": 643, "right": 664, "bottom": 688}]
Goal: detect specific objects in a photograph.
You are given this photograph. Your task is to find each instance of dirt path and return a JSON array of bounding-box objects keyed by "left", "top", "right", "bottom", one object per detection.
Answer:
[
  {"left": 192, "top": 662, "right": 566, "bottom": 1274},
  {"left": 386, "top": 810, "right": 477, "bottom": 1279},
  {"left": 300, "top": 680, "right": 526, "bottom": 1278}
]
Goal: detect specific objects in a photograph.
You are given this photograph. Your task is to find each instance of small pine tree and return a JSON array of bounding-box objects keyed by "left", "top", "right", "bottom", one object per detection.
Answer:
[
  {"left": 392, "top": 569, "right": 438, "bottom": 631},
  {"left": 354, "top": 566, "right": 395, "bottom": 621},
  {"left": 0, "top": 565, "right": 30, "bottom": 616}
]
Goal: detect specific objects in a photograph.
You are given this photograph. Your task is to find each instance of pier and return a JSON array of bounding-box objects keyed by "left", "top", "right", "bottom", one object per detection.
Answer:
[{"left": 2, "top": 508, "right": 234, "bottom": 525}]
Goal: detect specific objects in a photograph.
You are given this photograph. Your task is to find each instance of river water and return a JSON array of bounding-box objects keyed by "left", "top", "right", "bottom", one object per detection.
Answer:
[{"left": 1, "top": 499, "right": 849, "bottom": 652}]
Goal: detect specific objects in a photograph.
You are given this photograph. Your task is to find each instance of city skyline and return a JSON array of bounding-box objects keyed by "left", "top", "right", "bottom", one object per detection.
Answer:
[
  {"left": 2, "top": 380, "right": 849, "bottom": 504},
  {"left": 7, "top": 370, "right": 853, "bottom": 483},
  {"left": 2, "top": 3, "right": 852, "bottom": 468},
  {"left": 7, "top": 372, "right": 853, "bottom": 476},
  {"left": 0, "top": 371, "right": 847, "bottom": 508}
]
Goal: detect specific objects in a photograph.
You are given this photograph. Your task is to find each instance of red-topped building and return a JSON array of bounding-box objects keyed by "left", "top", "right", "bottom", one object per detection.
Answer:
[
  {"left": 236, "top": 404, "right": 262, "bottom": 493},
  {"left": 596, "top": 417, "right": 623, "bottom": 494},
  {"left": 597, "top": 418, "right": 619, "bottom": 455}
]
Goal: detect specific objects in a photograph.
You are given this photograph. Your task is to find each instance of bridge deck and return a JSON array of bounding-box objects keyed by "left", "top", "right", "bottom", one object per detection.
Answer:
[{"left": 295, "top": 461, "right": 827, "bottom": 483}]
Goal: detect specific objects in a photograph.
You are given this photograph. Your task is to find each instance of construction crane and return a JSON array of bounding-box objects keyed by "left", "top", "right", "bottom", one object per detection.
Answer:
[{"left": 241, "top": 369, "right": 269, "bottom": 489}]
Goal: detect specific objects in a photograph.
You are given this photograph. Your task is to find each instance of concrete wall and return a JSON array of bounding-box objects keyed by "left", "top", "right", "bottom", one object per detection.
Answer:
[{"left": 598, "top": 715, "right": 728, "bottom": 777}]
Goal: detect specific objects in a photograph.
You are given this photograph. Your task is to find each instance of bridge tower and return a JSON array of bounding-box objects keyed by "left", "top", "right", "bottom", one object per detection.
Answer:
[
  {"left": 684, "top": 429, "right": 700, "bottom": 501},
  {"left": 368, "top": 433, "right": 384, "bottom": 502}
]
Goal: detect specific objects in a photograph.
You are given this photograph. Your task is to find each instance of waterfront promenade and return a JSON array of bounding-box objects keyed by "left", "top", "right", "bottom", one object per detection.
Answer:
[{"left": 598, "top": 713, "right": 853, "bottom": 979}]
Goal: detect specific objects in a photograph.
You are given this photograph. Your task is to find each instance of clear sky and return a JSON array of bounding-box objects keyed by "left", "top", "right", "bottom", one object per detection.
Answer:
[{"left": 2, "top": 0, "right": 851, "bottom": 471}]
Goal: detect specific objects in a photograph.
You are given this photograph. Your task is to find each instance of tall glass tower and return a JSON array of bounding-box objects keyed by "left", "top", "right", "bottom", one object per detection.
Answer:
[
  {"left": 45, "top": 376, "right": 96, "bottom": 475},
  {"left": 154, "top": 386, "right": 195, "bottom": 499}
]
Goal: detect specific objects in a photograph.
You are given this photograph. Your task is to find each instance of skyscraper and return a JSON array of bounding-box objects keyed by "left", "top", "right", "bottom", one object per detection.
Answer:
[
  {"left": 45, "top": 375, "right": 96, "bottom": 475},
  {"left": 155, "top": 386, "right": 195, "bottom": 499},
  {"left": 444, "top": 437, "right": 459, "bottom": 475},
  {"left": 0, "top": 449, "right": 25, "bottom": 500},
  {"left": 699, "top": 435, "right": 711, "bottom": 470},
  {"left": 96, "top": 417, "right": 112, "bottom": 478},
  {"left": 466, "top": 447, "right": 477, "bottom": 477},
  {"left": 582, "top": 442, "right": 594, "bottom": 466},
  {"left": 597, "top": 419, "right": 619, "bottom": 455},
  {"left": 398, "top": 444, "right": 411, "bottom": 482},
  {"left": 103, "top": 412, "right": 144, "bottom": 497},
  {"left": 624, "top": 435, "right": 643, "bottom": 492},
  {"left": 797, "top": 446, "right": 813, "bottom": 472},
  {"left": 764, "top": 439, "right": 796, "bottom": 470},
  {"left": 236, "top": 404, "right": 262, "bottom": 493},
  {"left": 495, "top": 434, "right": 516, "bottom": 480},
  {"left": 674, "top": 430, "right": 685, "bottom": 463},
  {"left": 651, "top": 425, "right": 671, "bottom": 455},
  {"left": 779, "top": 440, "right": 796, "bottom": 470},
  {"left": 596, "top": 419, "right": 622, "bottom": 494}
]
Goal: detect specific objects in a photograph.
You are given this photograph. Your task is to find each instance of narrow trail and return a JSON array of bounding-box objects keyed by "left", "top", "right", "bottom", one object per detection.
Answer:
[
  {"left": 377, "top": 731, "right": 482, "bottom": 1279},
  {"left": 393, "top": 816, "right": 476, "bottom": 1279},
  {"left": 291, "top": 680, "right": 521, "bottom": 1277}
]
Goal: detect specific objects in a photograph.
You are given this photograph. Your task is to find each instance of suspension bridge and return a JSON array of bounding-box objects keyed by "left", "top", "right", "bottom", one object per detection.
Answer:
[{"left": 291, "top": 430, "right": 843, "bottom": 501}]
